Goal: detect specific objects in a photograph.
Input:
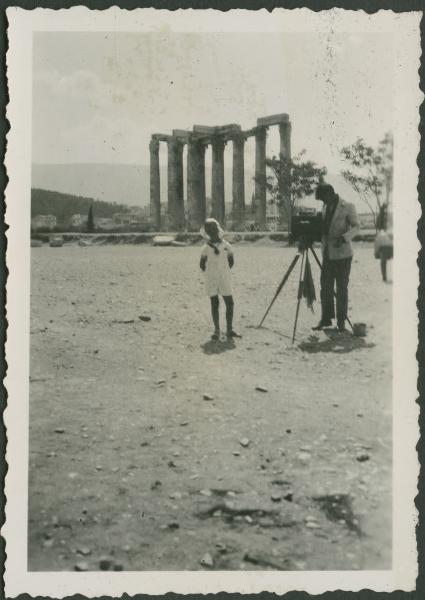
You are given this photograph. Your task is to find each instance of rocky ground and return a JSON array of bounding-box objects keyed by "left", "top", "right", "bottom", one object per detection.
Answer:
[{"left": 28, "top": 243, "right": 392, "bottom": 571}]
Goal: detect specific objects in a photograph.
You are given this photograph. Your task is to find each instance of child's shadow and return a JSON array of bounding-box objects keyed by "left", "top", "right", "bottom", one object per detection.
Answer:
[{"left": 201, "top": 338, "right": 236, "bottom": 355}]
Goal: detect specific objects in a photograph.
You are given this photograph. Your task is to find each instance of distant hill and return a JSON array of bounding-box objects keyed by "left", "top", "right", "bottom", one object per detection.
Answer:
[
  {"left": 32, "top": 162, "right": 368, "bottom": 213},
  {"left": 32, "top": 163, "right": 149, "bottom": 207},
  {"left": 31, "top": 188, "right": 131, "bottom": 224}
]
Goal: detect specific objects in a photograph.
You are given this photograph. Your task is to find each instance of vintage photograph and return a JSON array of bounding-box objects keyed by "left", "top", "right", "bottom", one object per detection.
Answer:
[{"left": 4, "top": 6, "right": 420, "bottom": 596}]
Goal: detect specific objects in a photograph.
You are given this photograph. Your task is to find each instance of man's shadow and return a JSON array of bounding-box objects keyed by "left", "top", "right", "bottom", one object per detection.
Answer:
[
  {"left": 298, "top": 329, "right": 375, "bottom": 354},
  {"left": 201, "top": 338, "right": 236, "bottom": 355}
]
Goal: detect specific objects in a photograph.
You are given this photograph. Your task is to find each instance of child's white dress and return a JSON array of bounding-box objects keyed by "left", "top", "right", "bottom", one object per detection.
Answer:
[{"left": 201, "top": 241, "right": 233, "bottom": 297}]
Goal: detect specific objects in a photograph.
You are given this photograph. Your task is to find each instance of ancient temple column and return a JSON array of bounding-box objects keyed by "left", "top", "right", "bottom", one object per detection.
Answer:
[
  {"left": 211, "top": 137, "right": 226, "bottom": 224},
  {"left": 255, "top": 126, "right": 267, "bottom": 229},
  {"left": 167, "top": 137, "right": 185, "bottom": 231},
  {"left": 232, "top": 135, "right": 245, "bottom": 230},
  {"left": 149, "top": 137, "right": 161, "bottom": 231},
  {"left": 198, "top": 143, "right": 207, "bottom": 224},
  {"left": 187, "top": 140, "right": 207, "bottom": 231},
  {"left": 279, "top": 121, "right": 292, "bottom": 228}
]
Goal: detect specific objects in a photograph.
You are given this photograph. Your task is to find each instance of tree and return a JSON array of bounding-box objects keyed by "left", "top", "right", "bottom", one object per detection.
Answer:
[
  {"left": 258, "top": 150, "right": 327, "bottom": 233},
  {"left": 87, "top": 205, "right": 95, "bottom": 233},
  {"left": 340, "top": 133, "right": 393, "bottom": 230}
]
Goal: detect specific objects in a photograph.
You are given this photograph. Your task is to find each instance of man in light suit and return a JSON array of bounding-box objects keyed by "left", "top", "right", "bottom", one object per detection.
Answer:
[{"left": 313, "top": 183, "right": 360, "bottom": 332}]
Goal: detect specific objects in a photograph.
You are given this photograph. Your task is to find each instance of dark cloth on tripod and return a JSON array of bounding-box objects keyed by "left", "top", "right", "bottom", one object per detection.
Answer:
[
  {"left": 320, "top": 248, "right": 352, "bottom": 323},
  {"left": 302, "top": 254, "right": 316, "bottom": 311}
]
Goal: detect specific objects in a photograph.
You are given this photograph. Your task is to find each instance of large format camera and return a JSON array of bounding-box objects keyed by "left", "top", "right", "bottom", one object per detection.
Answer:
[{"left": 290, "top": 207, "right": 323, "bottom": 245}]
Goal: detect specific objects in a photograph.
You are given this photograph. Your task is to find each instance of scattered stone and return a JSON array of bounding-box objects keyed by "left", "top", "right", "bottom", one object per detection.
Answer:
[
  {"left": 166, "top": 521, "right": 179, "bottom": 530},
  {"left": 169, "top": 491, "right": 182, "bottom": 500},
  {"left": 99, "top": 557, "right": 112, "bottom": 570},
  {"left": 357, "top": 413, "right": 364, "bottom": 418},
  {"left": 203, "top": 393, "right": 214, "bottom": 401},
  {"left": 155, "top": 379, "right": 166, "bottom": 385},
  {"left": 140, "top": 441, "right": 149, "bottom": 447},
  {"left": 95, "top": 465, "right": 103, "bottom": 471},
  {"left": 271, "top": 492, "right": 282, "bottom": 502},
  {"left": 43, "top": 538, "right": 54, "bottom": 548},
  {"left": 356, "top": 453, "right": 370, "bottom": 462},
  {"left": 114, "top": 563, "right": 124, "bottom": 571},
  {"left": 243, "top": 552, "right": 287, "bottom": 570},
  {"left": 76, "top": 547, "right": 91, "bottom": 556},
  {"left": 200, "top": 552, "right": 214, "bottom": 568},
  {"left": 306, "top": 521, "right": 321, "bottom": 529},
  {"left": 200, "top": 489, "right": 212, "bottom": 497},
  {"left": 113, "top": 318, "right": 135, "bottom": 324},
  {"left": 239, "top": 438, "right": 250, "bottom": 448},
  {"left": 138, "top": 315, "right": 152, "bottom": 322},
  {"left": 74, "top": 561, "right": 89, "bottom": 572},
  {"left": 168, "top": 460, "right": 177, "bottom": 468},
  {"left": 297, "top": 451, "right": 311, "bottom": 465},
  {"left": 151, "top": 480, "right": 162, "bottom": 490},
  {"left": 255, "top": 386, "right": 268, "bottom": 393},
  {"left": 68, "top": 472, "right": 78, "bottom": 479},
  {"left": 215, "top": 542, "right": 227, "bottom": 553},
  {"left": 180, "top": 421, "right": 189, "bottom": 426},
  {"left": 233, "top": 451, "right": 241, "bottom": 457},
  {"left": 54, "top": 428, "right": 65, "bottom": 434},
  {"left": 286, "top": 429, "right": 292, "bottom": 434}
]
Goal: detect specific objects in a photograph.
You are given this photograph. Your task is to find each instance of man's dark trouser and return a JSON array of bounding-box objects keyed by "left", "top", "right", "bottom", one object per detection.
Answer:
[{"left": 320, "top": 253, "right": 352, "bottom": 324}]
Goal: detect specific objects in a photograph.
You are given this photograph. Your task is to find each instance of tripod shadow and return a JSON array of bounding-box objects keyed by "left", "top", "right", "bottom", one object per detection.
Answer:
[
  {"left": 201, "top": 338, "right": 236, "bottom": 355},
  {"left": 253, "top": 324, "right": 293, "bottom": 341},
  {"left": 298, "top": 329, "right": 375, "bottom": 354}
]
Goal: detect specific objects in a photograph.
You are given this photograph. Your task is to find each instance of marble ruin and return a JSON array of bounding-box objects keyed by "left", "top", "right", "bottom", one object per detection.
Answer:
[{"left": 149, "top": 114, "right": 291, "bottom": 231}]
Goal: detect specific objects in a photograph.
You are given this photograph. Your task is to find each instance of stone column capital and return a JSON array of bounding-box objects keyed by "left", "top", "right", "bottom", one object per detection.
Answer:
[
  {"left": 233, "top": 134, "right": 246, "bottom": 147},
  {"left": 149, "top": 137, "right": 160, "bottom": 153},
  {"left": 255, "top": 126, "right": 267, "bottom": 140},
  {"left": 211, "top": 136, "right": 226, "bottom": 151}
]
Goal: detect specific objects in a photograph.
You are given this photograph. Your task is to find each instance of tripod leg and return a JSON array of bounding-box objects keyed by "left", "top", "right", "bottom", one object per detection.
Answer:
[
  {"left": 258, "top": 253, "right": 301, "bottom": 327},
  {"left": 310, "top": 245, "right": 322, "bottom": 269},
  {"left": 292, "top": 250, "right": 306, "bottom": 344},
  {"left": 310, "top": 244, "right": 354, "bottom": 332}
]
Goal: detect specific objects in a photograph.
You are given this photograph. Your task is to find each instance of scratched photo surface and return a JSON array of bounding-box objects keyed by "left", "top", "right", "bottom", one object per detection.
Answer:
[{"left": 28, "top": 28, "right": 394, "bottom": 573}]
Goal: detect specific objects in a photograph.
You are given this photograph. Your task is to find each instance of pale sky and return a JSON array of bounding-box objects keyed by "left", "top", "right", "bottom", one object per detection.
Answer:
[{"left": 32, "top": 30, "right": 393, "bottom": 175}]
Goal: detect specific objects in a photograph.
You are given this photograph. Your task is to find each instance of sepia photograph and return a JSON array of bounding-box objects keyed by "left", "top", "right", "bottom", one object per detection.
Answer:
[{"left": 4, "top": 6, "right": 420, "bottom": 597}]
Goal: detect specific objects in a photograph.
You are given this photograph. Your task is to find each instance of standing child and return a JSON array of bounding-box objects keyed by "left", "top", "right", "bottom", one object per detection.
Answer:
[{"left": 200, "top": 218, "right": 240, "bottom": 341}]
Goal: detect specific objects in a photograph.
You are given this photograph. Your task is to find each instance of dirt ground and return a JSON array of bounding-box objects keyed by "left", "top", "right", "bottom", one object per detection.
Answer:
[{"left": 28, "top": 243, "right": 392, "bottom": 571}]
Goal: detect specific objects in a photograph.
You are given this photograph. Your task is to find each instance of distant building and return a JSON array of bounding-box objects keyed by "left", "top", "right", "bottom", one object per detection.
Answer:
[
  {"left": 31, "top": 214, "right": 57, "bottom": 230},
  {"left": 68, "top": 213, "right": 86, "bottom": 228},
  {"left": 95, "top": 217, "right": 115, "bottom": 230},
  {"left": 113, "top": 208, "right": 148, "bottom": 226}
]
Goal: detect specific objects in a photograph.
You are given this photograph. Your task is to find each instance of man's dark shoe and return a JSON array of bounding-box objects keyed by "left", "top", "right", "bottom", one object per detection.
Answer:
[
  {"left": 337, "top": 321, "right": 347, "bottom": 332},
  {"left": 312, "top": 320, "right": 332, "bottom": 331}
]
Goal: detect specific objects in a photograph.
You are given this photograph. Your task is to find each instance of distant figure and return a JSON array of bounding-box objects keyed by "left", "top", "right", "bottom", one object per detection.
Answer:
[
  {"left": 200, "top": 219, "right": 240, "bottom": 341},
  {"left": 313, "top": 183, "right": 360, "bottom": 332},
  {"left": 375, "top": 203, "right": 393, "bottom": 282}
]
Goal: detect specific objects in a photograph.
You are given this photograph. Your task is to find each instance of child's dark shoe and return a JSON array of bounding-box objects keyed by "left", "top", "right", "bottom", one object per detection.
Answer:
[
  {"left": 211, "top": 330, "right": 220, "bottom": 341},
  {"left": 226, "top": 330, "right": 241, "bottom": 339}
]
